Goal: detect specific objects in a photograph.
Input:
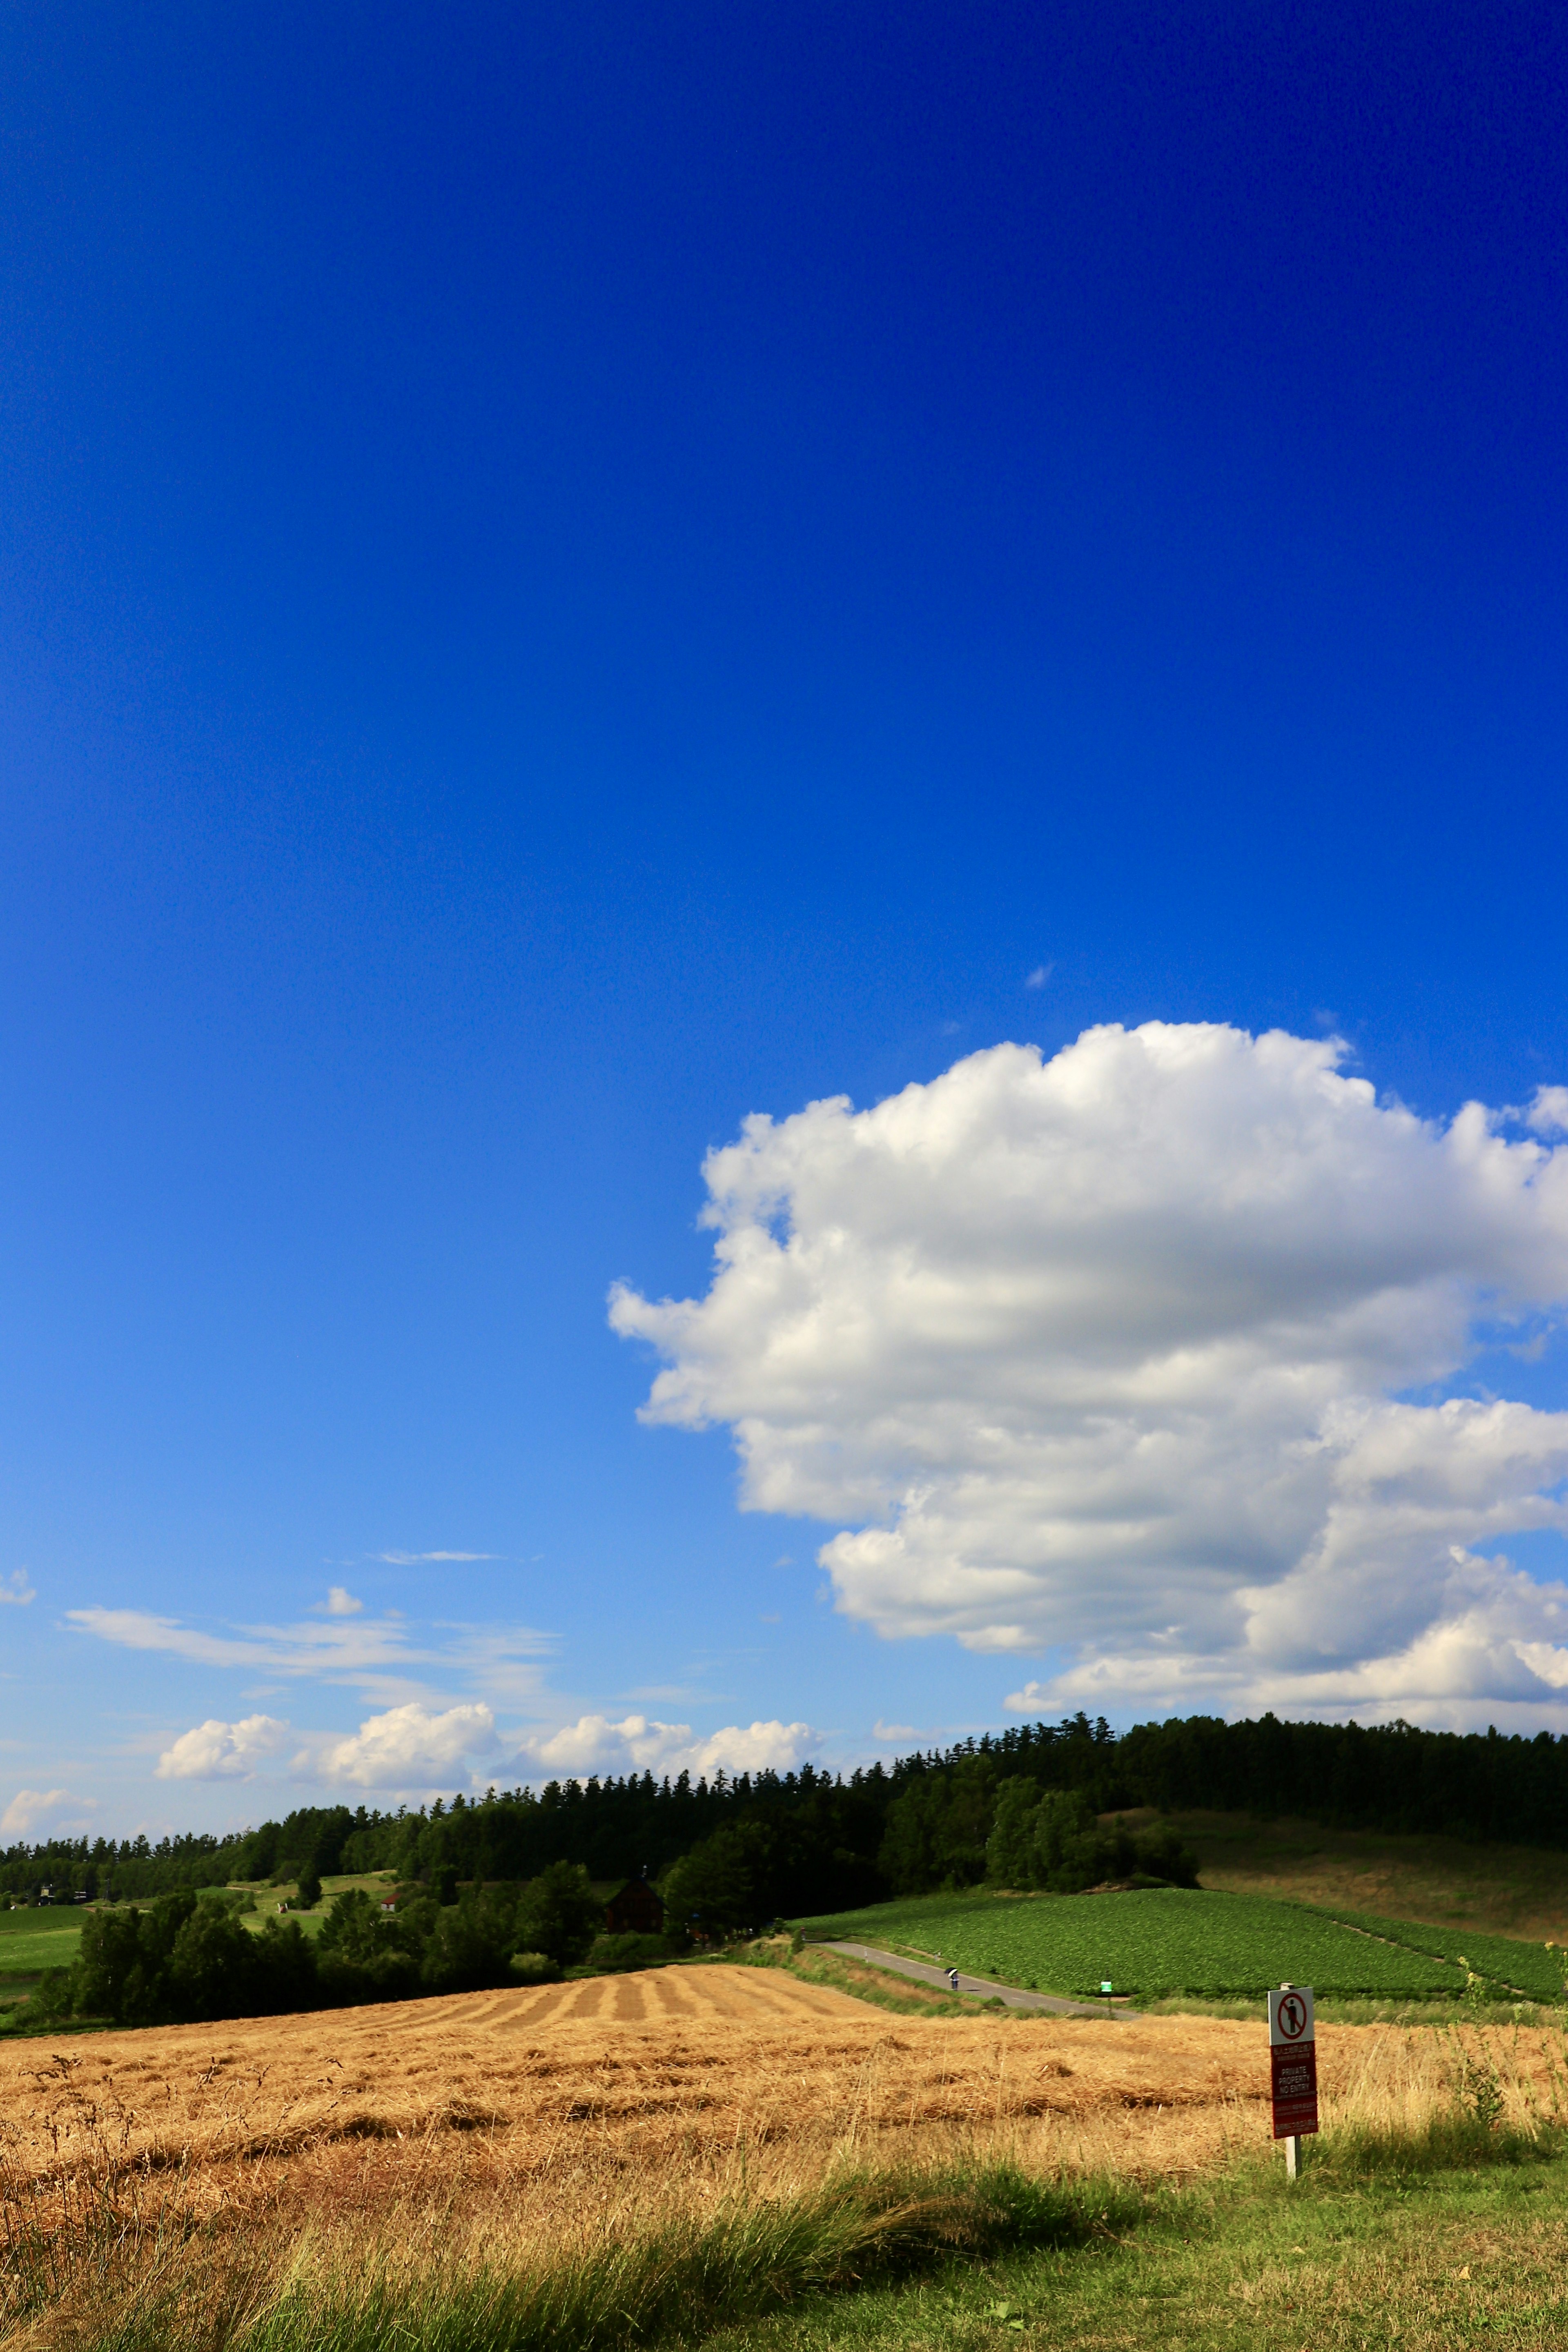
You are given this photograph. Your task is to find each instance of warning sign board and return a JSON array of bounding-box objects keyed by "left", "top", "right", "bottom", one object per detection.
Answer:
[{"left": 1267, "top": 1986, "right": 1318, "bottom": 2138}]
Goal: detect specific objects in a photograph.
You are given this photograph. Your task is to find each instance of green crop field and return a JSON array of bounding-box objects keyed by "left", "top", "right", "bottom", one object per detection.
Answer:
[
  {"left": 793, "top": 1886, "right": 1555, "bottom": 1999},
  {"left": 1312, "top": 1905, "right": 1568, "bottom": 2001}
]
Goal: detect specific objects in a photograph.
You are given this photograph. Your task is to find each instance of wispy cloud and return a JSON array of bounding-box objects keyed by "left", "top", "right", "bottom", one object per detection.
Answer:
[
  {"left": 0, "top": 1570, "right": 36, "bottom": 1607},
  {"left": 376, "top": 1550, "right": 499, "bottom": 1565},
  {"left": 66, "top": 1606, "right": 553, "bottom": 1708},
  {"left": 1023, "top": 962, "right": 1053, "bottom": 989},
  {"left": 316, "top": 1586, "right": 363, "bottom": 1616}
]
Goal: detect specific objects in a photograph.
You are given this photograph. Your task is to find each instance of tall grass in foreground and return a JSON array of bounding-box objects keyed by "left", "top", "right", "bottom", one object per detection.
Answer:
[{"left": 3, "top": 2158, "right": 1143, "bottom": 2352}]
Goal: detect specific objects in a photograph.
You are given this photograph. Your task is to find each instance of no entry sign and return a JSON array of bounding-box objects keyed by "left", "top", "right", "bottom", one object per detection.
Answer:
[{"left": 1267, "top": 1984, "right": 1319, "bottom": 2139}]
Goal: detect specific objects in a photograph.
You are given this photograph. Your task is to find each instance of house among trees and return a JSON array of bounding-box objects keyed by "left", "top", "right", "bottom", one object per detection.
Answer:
[{"left": 603, "top": 1873, "right": 663, "bottom": 1935}]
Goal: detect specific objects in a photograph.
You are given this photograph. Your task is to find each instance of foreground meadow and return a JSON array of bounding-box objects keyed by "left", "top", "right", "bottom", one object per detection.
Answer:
[{"left": 4, "top": 1962, "right": 1568, "bottom": 2348}]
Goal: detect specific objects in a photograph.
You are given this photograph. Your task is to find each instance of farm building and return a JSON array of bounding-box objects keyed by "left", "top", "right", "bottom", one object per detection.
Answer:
[{"left": 604, "top": 1875, "right": 664, "bottom": 1935}]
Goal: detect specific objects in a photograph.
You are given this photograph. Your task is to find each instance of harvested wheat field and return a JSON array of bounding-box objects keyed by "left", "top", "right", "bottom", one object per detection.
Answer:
[
  {"left": 3, "top": 1962, "right": 1562, "bottom": 2242},
  {"left": 6, "top": 1964, "right": 1568, "bottom": 2348}
]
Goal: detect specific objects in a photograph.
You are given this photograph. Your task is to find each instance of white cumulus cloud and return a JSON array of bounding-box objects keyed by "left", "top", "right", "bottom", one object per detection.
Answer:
[
  {"left": 611, "top": 1021, "right": 1568, "bottom": 1724},
  {"left": 311, "top": 1701, "right": 499, "bottom": 1788},
  {"left": 0, "top": 1569, "right": 36, "bottom": 1606},
  {"left": 517, "top": 1714, "right": 814, "bottom": 1780},
  {"left": 155, "top": 1715, "right": 292, "bottom": 1781}
]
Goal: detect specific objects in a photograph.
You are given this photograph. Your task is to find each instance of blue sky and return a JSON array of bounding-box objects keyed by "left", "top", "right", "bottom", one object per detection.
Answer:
[{"left": 2, "top": 0, "right": 1566, "bottom": 1839}]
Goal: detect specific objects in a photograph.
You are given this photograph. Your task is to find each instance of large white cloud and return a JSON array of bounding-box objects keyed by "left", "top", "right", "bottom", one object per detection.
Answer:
[
  {"left": 517, "top": 1713, "right": 814, "bottom": 1780},
  {"left": 611, "top": 1022, "right": 1568, "bottom": 1724},
  {"left": 156, "top": 1715, "right": 291, "bottom": 1780}
]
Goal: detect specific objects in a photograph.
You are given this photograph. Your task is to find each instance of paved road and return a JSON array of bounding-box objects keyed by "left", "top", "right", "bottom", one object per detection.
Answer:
[{"left": 819, "top": 1940, "right": 1138, "bottom": 2019}]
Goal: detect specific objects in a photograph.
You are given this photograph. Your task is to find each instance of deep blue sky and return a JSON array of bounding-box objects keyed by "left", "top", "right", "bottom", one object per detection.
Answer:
[{"left": 2, "top": 1, "right": 1565, "bottom": 1835}]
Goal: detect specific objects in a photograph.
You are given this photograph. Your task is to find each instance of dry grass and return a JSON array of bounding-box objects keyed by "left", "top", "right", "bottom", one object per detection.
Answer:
[{"left": 4, "top": 1964, "right": 1567, "bottom": 2348}]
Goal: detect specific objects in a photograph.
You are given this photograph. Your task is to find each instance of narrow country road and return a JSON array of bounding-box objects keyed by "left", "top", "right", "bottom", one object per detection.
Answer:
[{"left": 818, "top": 1940, "right": 1139, "bottom": 2019}]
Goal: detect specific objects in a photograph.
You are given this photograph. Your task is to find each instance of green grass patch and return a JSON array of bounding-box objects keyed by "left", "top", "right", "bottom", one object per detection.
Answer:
[
  {"left": 795, "top": 1887, "right": 1475, "bottom": 1998},
  {"left": 702, "top": 2146, "right": 1568, "bottom": 2352},
  {"left": 0, "top": 1924, "right": 82, "bottom": 1975}
]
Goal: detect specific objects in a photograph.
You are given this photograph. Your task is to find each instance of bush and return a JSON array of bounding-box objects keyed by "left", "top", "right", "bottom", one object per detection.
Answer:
[
  {"left": 580, "top": 1931, "right": 675, "bottom": 1974},
  {"left": 510, "top": 1949, "right": 562, "bottom": 1984}
]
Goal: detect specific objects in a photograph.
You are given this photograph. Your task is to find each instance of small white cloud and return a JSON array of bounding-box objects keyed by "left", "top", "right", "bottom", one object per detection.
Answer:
[
  {"left": 1024, "top": 964, "right": 1052, "bottom": 989},
  {"left": 376, "top": 1550, "right": 499, "bottom": 1565},
  {"left": 873, "top": 1720, "right": 916, "bottom": 1741},
  {"left": 1528, "top": 1086, "right": 1568, "bottom": 1138},
  {"left": 2, "top": 1787, "right": 74, "bottom": 1837},
  {"left": 0, "top": 1570, "right": 35, "bottom": 1606},
  {"left": 310, "top": 1701, "right": 498, "bottom": 1788},
  {"left": 323, "top": 1586, "right": 363, "bottom": 1616},
  {"left": 156, "top": 1715, "right": 292, "bottom": 1781}
]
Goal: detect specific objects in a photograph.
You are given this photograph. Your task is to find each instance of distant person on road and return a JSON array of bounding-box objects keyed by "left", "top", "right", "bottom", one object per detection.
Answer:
[{"left": 947, "top": 1967, "right": 960, "bottom": 1993}]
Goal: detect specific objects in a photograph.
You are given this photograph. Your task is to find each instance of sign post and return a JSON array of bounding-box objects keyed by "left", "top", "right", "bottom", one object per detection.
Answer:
[{"left": 1267, "top": 1983, "right": 1318, "bottom": 2179}]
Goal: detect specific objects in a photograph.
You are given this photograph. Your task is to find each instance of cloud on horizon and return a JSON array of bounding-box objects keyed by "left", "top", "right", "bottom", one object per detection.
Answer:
[
  {"left": 1, "top": 1787, "right": 89, "bottom": 1836},
  {"left": 516, "top": 1713, "right": 814, "bottom": 1780},
  {"left": 612, "top": 1021, "right": 1568, "bottom": 1727},
  {"left": 143, "top": 1702, "right": 815, "bottom": 1796}
]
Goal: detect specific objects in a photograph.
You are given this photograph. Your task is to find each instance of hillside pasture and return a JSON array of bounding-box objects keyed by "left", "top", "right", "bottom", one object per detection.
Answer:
[
  {"left": 0, "top": 1925, "right": 82, "bottom": 1978},
  {"left": 1170, "top": 1810, "right": 1568, "bottom": 1941}
]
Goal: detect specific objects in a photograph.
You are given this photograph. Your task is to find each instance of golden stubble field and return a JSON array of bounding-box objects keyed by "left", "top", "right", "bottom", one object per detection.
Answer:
[{"left": 4, "top": 1962, "right": 1562, "bottom": 2255}]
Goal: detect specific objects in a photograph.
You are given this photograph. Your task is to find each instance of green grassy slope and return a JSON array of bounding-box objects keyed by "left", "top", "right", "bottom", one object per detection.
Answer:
[
  {"left": 795, "top": 1887, "right": 1518, "bottom": 1998},
  {"left": 1166, "top": 1809, "right": 1568, "bottom": 1941},
  {"left": 1310, "top": 1905, "right": 1568, "bottom": 2001}
]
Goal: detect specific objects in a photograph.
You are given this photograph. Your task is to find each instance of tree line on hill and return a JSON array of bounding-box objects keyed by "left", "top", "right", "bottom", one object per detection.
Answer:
[{"left": 11, "top": 1708, "right": 1568, "bottom": 1936}]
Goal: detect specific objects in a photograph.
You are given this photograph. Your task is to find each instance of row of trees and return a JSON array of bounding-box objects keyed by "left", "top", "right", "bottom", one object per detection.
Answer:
[
  {"left": 12, "top": 1711, "right": 1568, "bottom": 1919},
  {"left": 37, "top": 1862, "right": 621, "bottom": 2029}
]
